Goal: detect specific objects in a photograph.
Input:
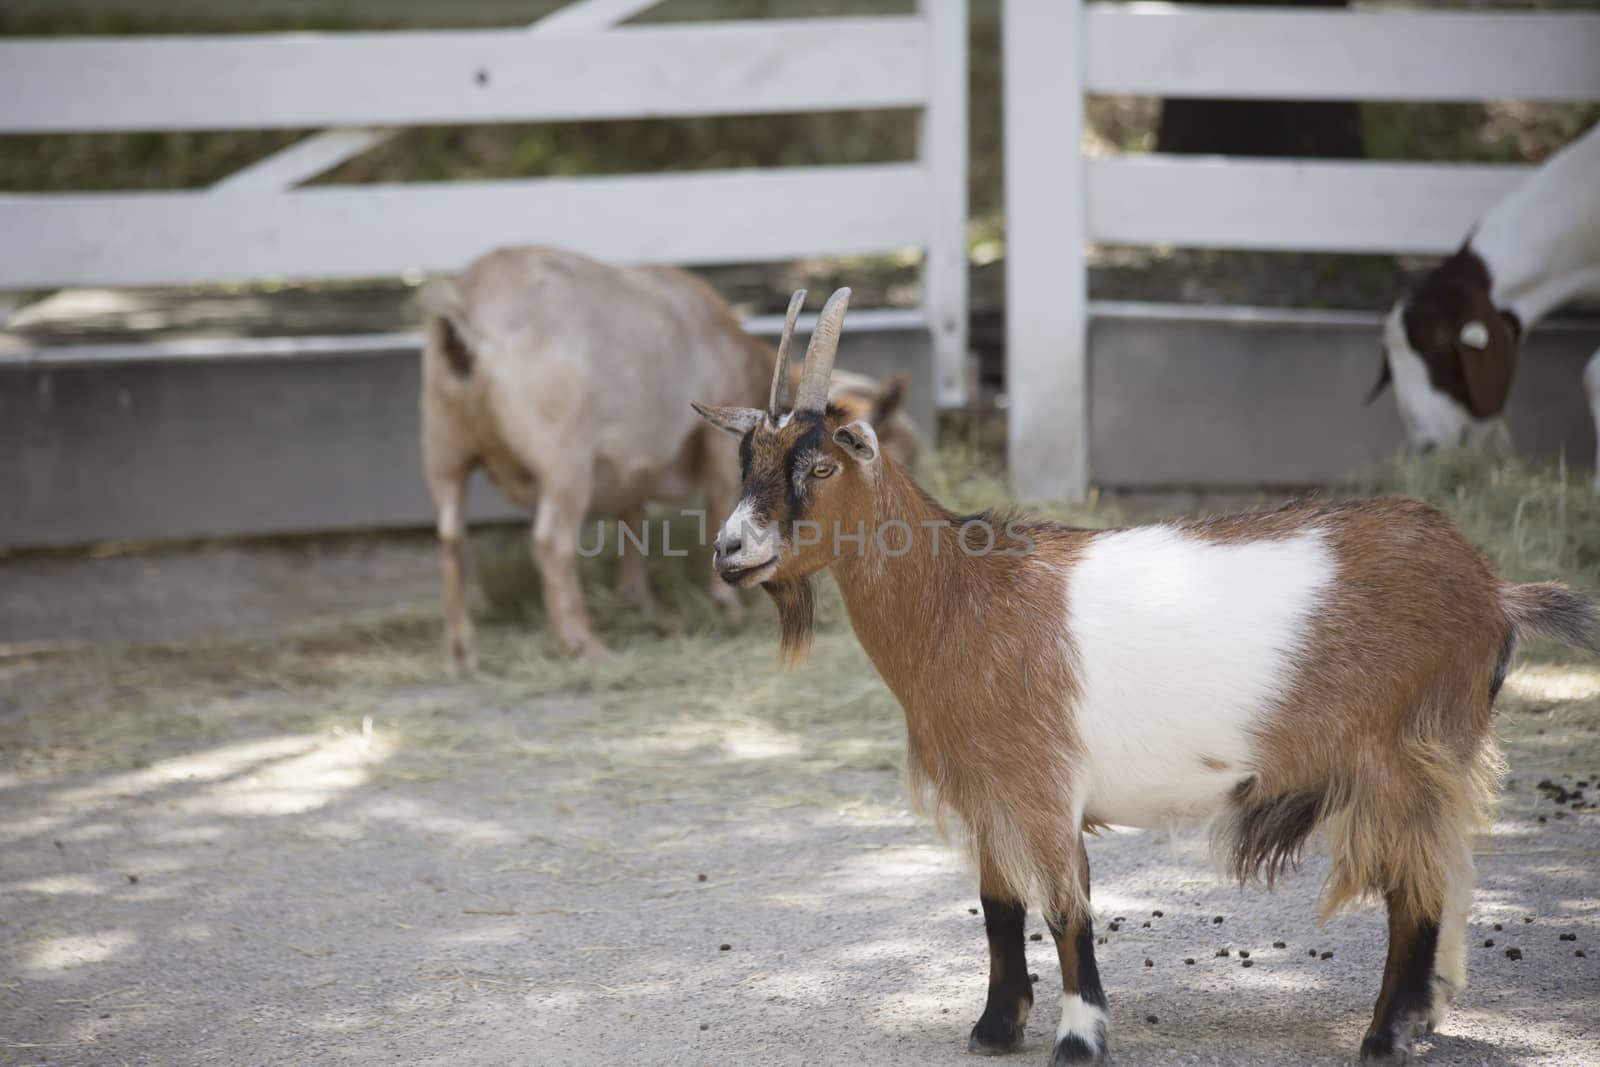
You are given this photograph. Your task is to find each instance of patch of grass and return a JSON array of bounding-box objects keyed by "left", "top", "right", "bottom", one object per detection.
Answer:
[{"left": 1375, "top": 448, "right": 1600, "bottom": 591}]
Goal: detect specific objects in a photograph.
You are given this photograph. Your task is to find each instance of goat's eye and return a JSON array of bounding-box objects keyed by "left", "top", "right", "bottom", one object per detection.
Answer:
[{"left": 811, "top": 462, "right": 836, "bottom": 479}]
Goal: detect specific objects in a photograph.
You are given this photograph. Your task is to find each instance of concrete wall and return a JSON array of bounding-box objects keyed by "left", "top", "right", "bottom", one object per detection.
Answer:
[
  {"left": 1090, "top": 304, "right": 1600, "bottom": 488},
  {"left": 0, "top": 322, "right": 934, "bottom": 548}
]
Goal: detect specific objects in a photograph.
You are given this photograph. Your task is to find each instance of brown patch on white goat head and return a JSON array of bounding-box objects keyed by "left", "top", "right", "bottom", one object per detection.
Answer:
[
  {"left": 1373, "top": 247, "right": 1522, "bottom": 440},
  {"left": 693, "top": 288, "right": 882, "bottom": 661}
]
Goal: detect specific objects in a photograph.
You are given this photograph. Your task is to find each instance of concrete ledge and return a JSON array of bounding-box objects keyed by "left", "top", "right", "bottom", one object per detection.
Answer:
[
  {"left": 1089, "top": 303, "right": 1600, "bottom": 488},
  {"left": 0, "top": 314, "right": 935, "bottom": 548}
]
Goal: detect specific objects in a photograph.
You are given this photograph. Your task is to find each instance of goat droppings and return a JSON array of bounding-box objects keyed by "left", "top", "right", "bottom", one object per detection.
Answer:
[
  {"left": 1242, "top": 959, "right": 1254, "bottom": 968},
  {"left": 1184, "top": 958, "right": 1195, "bottom": 965},
  {"left": 1029, "top": 933, "right": 1043, "bottom": 942},
  {"left": 1272, "top": 941, "right": 1287, "bottom": 949},
  {"left": 1505, "top": 948, "right": 1524, "bottom": 960}
]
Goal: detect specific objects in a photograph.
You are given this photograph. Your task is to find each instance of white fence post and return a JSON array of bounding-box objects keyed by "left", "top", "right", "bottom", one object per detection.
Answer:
[
  {"left": 1003, "top": 0, "right": 1087, "bottom": 502},
  {"left": 919, "top": 0, "right": 969, "bottom": 408}
]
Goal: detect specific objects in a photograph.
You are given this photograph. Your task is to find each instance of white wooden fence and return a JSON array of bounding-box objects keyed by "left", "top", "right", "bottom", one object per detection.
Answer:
[
  {"left": 1004, "top": 1, "right": 1600, "bottom": 501},
  {"left": 0, "top": 0, "right": 970, "bottom": 405}
]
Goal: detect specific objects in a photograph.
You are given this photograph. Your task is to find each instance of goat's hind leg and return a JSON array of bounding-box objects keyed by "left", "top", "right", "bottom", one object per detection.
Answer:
[
  {"left": 1357, "top": 804, "right": 1476, "bottom": 1064},
  {"left": 1361, "top": 889, "right": 1442, "bottom": 1066},
  {"left": 426, "top": 465, "right": 477, "bottom": 676},
  {"left": 968, "top": 867, "right": 1033, "bottom": 1055}
]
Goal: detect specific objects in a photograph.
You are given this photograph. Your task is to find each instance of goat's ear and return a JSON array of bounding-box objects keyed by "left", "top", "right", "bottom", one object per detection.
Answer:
[
  {"left": 832, "top": 419, "right": 879, "bottom": 463},
  {"left": 692, "top": 402, "right": 762, "bottom": 436},
  {"left": 1454, "top": 305, "right": 1518, "bottom": 418},
  {"left": 1364, "top": 354, "right": 1392, "bottom": 405},
  {"left": 869, "top": 372, "right": 910, "bottom": 426}
]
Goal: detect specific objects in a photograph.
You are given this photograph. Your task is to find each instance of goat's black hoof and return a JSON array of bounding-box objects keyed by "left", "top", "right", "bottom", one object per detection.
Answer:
[
  {"left": 967, "top": 1019, "right": 1026, "bottom": 1056},
  {"left": 1359, "top": 1028, "right": 1412, "bottom": 1067},
  {"left": 1051, "top": 1033, "right": 1107, "bottom": 1066}
]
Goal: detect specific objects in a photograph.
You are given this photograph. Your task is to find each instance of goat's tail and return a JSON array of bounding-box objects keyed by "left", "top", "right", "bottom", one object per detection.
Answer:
[
  {"left": 1502, "top": 581, "right": 1600, "bottom": 654},
  {"left": 419, "top": 276, "right": 477, "bottom": 379}
]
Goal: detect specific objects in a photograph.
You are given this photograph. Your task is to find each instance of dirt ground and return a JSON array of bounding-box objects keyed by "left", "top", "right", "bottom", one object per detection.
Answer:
[{"left": 2, "top": 534, "right": 1598, "bottom": 1067}]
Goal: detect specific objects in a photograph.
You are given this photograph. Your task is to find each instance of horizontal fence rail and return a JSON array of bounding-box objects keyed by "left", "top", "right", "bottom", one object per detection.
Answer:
[
  {"left": 0, "top": 17, "right": 927, "bottom": 133},
  {"left": 1086, "top": 157, "right": 1534, "bottom": 254},
  {"left": 1085, "top": 7, "right": 1600, "bottom": 102},
  {"left": 0, "top": 165, "right": 931, "bottom": 289}
]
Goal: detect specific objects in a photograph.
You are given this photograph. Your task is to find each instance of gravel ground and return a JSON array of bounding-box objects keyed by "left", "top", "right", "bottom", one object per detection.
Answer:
[{"left": 1, "top": 542, "right": 1597, "bottom": 1067}]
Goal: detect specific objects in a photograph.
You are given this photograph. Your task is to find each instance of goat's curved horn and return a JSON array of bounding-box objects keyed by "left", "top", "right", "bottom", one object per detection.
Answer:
[
  {"left": 1459, "top": 320, "right": 1490, "bottom": 349},
  {"left": 795, "top": 287, "right": 851, "bottom": 413},
  {"left": 769, "top": 289, "right": 806, "bottom": 416}
]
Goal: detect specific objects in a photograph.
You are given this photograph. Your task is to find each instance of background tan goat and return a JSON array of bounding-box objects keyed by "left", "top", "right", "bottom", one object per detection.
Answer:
[{"left": 419, "top": 246, "right": 919, "bottom": 669}]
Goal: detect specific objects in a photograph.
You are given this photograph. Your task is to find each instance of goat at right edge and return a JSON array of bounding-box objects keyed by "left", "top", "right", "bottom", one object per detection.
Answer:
[
  {"left": 1371, "top": 121, "right": 1600, "bottom": 479},
  {"left": 697, "top": 288, "right": 1599, "bottom": 1066}
]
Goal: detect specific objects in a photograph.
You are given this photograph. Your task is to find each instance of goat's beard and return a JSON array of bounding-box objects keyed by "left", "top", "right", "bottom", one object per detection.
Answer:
[{"left": 764, "top": 576, "right": 815, "bottom": 667}]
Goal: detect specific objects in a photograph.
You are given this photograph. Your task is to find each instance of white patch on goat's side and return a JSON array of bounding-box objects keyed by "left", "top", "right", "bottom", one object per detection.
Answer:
[
  {"left": 1065, "top": 526, "right": 1334, "bottom": 829},
  {"left": 1054, "top": 995, "right": 1108, "bottom": 1053},
  {"left": 1384, "top": 304, "right": 1475, "bottom": 450}
]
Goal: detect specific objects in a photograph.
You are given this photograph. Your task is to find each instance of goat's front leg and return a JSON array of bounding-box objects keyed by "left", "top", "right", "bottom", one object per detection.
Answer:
[
  {"left": 614, "top": 508, "right": 656, "bottom": 613},
  {"left": 700, "top": 430, "right": 745, "bottom": 619},
  {"left": 530, "top": 469, "right": 608, "bottom": 660},
  {"left": 967, "top": 870, "right": 1033, "bottom": 1054},
  {"left": 1047, "top": 837, "right": 1107, "bottom": 1066}
]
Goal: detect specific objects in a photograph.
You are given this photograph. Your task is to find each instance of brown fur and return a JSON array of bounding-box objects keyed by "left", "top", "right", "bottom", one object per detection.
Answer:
[
  {"left": 704, "top": 386, "right": 1596, "bottom": 1060},
  {"left": 725, "top": 411, "right": 1588, "bottom": 933}
]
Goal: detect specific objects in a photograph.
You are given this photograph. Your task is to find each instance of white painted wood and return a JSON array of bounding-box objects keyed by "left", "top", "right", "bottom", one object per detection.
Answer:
[
  {"left": 0, "top": 19, "right": 927, "bottom": 133},
  {"left": 1004, "top": 0, "right": 1088, "bottom": 502},
  {"left": 212, "top": 127, "right": 390, "bottom": 193},
  {"left": 1085, "top": 7, "right": 1600, "bottom": 103},
  {"left": 0, "top": 165, "right": 931, "bottom": 289},
  {"left": 214, "top": 0, "right": 664, "bottom": 193},
  {"left": 919, "top": 0, "right": 970, "bottom": 407},
  {"left": 8, "top": 309, "right": 927, "bottom": 367},
  {"left": 527, "top": 0, "right": 664, "bottom": 36},
  {"left": 1086, "top": 156, "right": 1534, "bottom": 255}
]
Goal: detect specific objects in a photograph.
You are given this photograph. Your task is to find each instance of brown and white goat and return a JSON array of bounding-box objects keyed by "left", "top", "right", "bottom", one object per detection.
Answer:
[
  {"left": 420, "top": 246, "right": 918, "bottom": 669},
  {"left": 1371, "top": 120, "right": 1600, "bottom": 478},
  {"left": 696, "top": 288, "right": 1600, "bottom": 1066}
]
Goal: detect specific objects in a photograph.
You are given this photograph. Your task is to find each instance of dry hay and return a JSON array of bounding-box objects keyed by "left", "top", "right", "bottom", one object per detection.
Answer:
[{"left": 4, "top": 445, "right": 1598, "bottom": 790}]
